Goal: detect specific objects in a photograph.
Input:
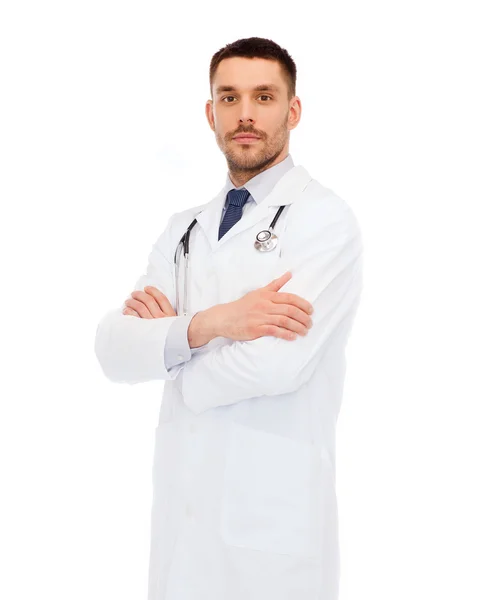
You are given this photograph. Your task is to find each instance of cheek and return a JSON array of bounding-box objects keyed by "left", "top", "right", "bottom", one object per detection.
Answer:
[
  {"left": 214, "top": 129, "right": 226, "bottom": 145},
  {"left": 213, "top": 124, "right": 229, "bottom": 142}
]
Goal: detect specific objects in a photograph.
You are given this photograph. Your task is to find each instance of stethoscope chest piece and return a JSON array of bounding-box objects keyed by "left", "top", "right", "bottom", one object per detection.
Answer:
[
  {"left": 175, "top": 204, "right": 288, "bottom": 314},
  {"left": 254, "top": 229, "right": 279, "bottom": 252}
]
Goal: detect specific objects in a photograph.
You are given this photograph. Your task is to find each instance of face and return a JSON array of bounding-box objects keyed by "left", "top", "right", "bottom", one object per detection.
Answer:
[{"left": 206, "top": 57, "right": 301, "bottom": 180}]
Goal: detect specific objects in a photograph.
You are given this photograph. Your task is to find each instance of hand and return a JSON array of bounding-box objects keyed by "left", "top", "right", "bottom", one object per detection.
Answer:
[
  {"left": 207, "top": 271, "right": 314, "bottom": 342},
  {"left": 122, "top": 286, "right": 177, "bottom": 318}
]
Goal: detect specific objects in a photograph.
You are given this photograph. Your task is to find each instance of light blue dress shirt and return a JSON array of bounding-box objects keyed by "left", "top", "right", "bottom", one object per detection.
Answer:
[{"left": 164, "top": 153, "right": 295, "bottom": 369}]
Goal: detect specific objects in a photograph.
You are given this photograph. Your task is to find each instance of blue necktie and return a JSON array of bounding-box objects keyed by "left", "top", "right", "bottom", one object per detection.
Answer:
[{"left": 218, "top": 188, "right": 251, "bottom": 240}]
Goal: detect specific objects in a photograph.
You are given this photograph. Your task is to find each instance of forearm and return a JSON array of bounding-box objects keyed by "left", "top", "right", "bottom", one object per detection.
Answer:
[
  {"left": 187, "top": 305, "right": 223, "bottom": 348},
  {"left": 95, "top": 309, "right": 186, "bottom": 384}
]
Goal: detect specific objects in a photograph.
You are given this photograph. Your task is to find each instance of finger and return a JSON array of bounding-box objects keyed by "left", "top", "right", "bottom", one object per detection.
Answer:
[
  {"left": 264, "top": 271, "right": 292, "bottom": 292},
  {"left": 125, "top": 297, "right": 153, "bottom": 319},
  {"left": 130, "top": 290, "right": 163, "bottom": 318},
  {"left": 144, "top": 286, "right": 176, "bottom": 316},
  {"left": 271, "top": 292, "right": 313, "bottom": 316},
  {"left": 266, "top": 302, "right": 313, "bottom": 328},
  {"left": 259, "top": 323, "right": 299, "bottom": 341},
  {"left": 123, "top": 307, "right": 140, "bottom": 317},
  {"left": 272, "top": 314, "right": 310, "bottom": 336}
]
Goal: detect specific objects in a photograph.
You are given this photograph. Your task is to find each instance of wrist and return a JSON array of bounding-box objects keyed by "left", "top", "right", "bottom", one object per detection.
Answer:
[{"left": 187, "top": 308, "right": 218, "bottom": 348}]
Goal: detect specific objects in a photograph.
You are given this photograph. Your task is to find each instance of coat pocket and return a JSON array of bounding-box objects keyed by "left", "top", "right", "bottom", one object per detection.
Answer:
[{"left": 220, "top": 421, "right": 323, "bottom": 558}]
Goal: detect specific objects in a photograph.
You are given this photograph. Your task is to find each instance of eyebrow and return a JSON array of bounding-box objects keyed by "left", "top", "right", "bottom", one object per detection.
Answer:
[{"left": 215, "top": 84, "right": 281, "bottom": 95}]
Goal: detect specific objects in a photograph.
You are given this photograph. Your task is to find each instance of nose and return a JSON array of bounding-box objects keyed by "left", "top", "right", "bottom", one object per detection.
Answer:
[{"left": 237, "top": 100, "right": 255, "bottom": 124}]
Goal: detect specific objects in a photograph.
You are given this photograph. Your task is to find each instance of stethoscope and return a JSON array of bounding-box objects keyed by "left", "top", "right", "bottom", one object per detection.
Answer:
[{"left": 173, "top": 204, "right": 288, "bottom": 316}]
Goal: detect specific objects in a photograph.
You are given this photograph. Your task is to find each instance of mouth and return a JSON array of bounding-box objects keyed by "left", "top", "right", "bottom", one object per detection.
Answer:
[{"left": 233, "top": 135, "right": 261, "bottom": 144}]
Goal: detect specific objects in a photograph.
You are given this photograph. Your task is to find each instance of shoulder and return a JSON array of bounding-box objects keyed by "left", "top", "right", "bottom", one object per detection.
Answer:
[
  {"left": 288, "top": 175, "right": 362, "bottom": 244},
  {"left": 170, "top": 201, "right": 207, "bottom": 233},
  {"left": 150, "top": 201, "right": 207, "bottom": 262}
]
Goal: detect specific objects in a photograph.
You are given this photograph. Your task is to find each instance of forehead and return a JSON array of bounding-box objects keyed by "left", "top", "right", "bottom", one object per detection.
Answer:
[{"left": 213, "top": 57, "right": 285, "bottom": 93}]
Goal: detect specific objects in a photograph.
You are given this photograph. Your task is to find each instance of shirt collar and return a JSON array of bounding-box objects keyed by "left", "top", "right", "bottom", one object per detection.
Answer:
[{"left": 222, "top": 154, "right": 294, "bottom": 206}]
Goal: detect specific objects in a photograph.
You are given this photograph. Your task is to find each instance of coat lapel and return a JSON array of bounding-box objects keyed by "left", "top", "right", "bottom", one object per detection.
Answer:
[{"left": 195, "top": 165, "right": 312, "bottom": 253}]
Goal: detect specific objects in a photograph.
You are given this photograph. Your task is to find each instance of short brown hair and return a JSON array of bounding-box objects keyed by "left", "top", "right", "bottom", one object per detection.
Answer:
[{"left": 209, "top": 37, "right": 297, "bottom": 102}]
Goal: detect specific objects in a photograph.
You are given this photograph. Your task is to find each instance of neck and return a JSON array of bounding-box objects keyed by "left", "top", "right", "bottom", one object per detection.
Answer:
[{"left": 228, "top": 151, "right": 289, "bottom": 188}]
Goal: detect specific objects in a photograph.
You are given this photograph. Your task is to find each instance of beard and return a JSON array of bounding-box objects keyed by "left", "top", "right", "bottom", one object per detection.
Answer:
[{"left": 215, "top": 113, "right": 289, "bottom": 177}]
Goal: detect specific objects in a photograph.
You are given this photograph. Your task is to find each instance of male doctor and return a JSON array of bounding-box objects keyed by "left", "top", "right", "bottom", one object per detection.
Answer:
[{"left": 95, "top": 37, "right": 363, "bottom": 600}]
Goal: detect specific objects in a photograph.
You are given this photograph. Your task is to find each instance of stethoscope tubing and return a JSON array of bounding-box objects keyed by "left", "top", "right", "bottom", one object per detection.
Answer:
[{"left": 174, "top": 205, "right": 287, "bottom": 316}]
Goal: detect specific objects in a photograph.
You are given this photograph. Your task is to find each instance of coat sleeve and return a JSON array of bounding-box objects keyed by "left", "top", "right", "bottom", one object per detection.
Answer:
[
  {"left": 94, "top": 212, "right": 203, "bottom": 385},
  {"left": 176, "top": 198, "right": 364, "bottom": 414}
]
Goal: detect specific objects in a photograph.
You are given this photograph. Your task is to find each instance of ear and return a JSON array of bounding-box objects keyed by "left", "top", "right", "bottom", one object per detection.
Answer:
[{"left": 205, "top": 100, "right": 215, "bottom": 131}]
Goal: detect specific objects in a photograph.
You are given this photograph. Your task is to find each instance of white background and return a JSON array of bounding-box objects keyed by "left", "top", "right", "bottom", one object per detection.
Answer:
[{"left": 1, "top": 1, "right": 495, "bottom": 599}]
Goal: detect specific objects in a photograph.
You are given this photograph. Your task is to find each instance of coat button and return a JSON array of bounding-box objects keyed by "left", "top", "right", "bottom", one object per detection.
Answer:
[
  {"left": 189, "top": 423, "right": 196, "bottom": 434},
  {"left": 177, "top": 354, "right": 184, "bottom": 361},
  {"left": 185, "top": 504, "right": 193, "bottom": 518}
]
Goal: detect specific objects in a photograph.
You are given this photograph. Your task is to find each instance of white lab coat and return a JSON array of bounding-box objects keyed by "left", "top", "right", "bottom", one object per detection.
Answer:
[{"left": 94, "top": 164, "right": 364, "bottom": 600}]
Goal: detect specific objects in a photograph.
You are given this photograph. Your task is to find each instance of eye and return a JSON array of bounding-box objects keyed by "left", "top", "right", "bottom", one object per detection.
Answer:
[{"left": 221, "top": 95, "right": 273, "bottom": 103}]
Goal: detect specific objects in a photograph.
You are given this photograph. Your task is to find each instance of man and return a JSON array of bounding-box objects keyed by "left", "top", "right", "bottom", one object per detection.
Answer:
[{"left": 95, "top": 36, "right": 363, "bottom": 600}]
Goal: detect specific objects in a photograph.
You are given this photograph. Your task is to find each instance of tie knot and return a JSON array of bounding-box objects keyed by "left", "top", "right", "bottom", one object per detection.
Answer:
[{"left": 226, "top": 188, "right": 250, "bottom": 207}]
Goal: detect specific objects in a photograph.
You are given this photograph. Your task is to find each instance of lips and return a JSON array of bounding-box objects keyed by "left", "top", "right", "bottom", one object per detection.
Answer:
[
  {"left": 233, "top": 134, "right": 261, "bottom": 145},
  {"left": 233, "top": 134, "right": 260, "bottom": 140}
]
